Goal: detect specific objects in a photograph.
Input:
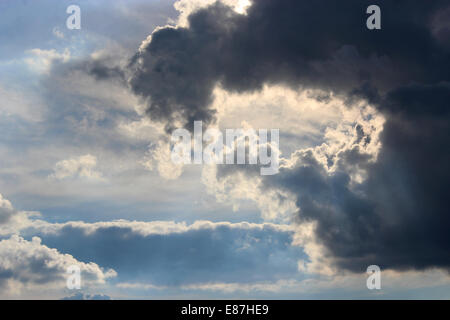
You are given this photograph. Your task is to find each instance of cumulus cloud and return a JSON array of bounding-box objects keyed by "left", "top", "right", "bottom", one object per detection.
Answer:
[
  {"left": 201, "top": 164, "right": 297, "bottom": 221},
  {"left": 0, "top": 194, "right": 36, "bottom": 236},
  {"left": 123, "top": 0, "right": 450, "bottom": 273},
  {"left": 3, "top": 0, "right": 450, "bottom": 298},
  {"left": 200, "top": 88, "right": 384, "bottom": 221},
  {"left": 178, "top": 268, "right": 450, "bottom": 297},
  {"left": 28, "top": 0, "right": 449, "bottom": 275},
  {"left": 0, "top": 235, "right": 116, "bottom": 298}
]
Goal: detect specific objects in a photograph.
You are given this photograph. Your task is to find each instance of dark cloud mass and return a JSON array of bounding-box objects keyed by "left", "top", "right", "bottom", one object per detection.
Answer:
[
  {"left": 129, "top": 0, "right": 449, "bottom": 129},
  {"left": 124, "top": 0, "right": 450, "bottom": 272}
]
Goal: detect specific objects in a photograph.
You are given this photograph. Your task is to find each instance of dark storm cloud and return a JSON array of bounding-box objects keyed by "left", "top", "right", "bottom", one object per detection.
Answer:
[
  {"left": 264, "top": 83, "right": 450, "bottom": 273},
  {"left": 383, "top": 83, "right": 450, "bottom": 117},
  {"left": 268, "top": 128, "right": 450, "bottom": 273},
  {"left": 128, "top": 0, "right": 449, "bottom": 132},
  {"left": 124, "top": 0, "right": 450, "bottom": 272}
]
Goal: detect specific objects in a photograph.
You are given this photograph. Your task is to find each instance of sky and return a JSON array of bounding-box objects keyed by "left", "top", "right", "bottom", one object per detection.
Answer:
[{"left": 0, "top": 0, "right": 449, "bottom": 299}]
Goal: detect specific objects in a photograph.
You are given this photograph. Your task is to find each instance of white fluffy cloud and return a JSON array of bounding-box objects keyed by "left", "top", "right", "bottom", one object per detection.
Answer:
[
  {"left": 0, "top": 235, "right": 116, "bottom": 298},
  {"left": 0, "top": 194, "right": 36, "bottom": 236}
]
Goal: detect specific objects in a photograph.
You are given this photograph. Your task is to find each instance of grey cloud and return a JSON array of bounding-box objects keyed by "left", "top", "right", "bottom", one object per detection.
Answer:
[
  {"left": 51, "top": 0, "right": 450, "bottom": 272},
  {"left": 0, "top": 193, "right": 36, "bottom": 236},
  {"left": 31, "top": 221, "right": 305, "bottom": 286},
  {"left": 126, "top": 0, "right": 449, "bottom": 131},
  {"left": 123, "top": 0, "right": 448, "bottom": 272},
  {"left": 81, "top": 59, "right": 126, "bottom": 82},
  {"left": 265, "top": 105, "right": 450, "bottom": 272}
]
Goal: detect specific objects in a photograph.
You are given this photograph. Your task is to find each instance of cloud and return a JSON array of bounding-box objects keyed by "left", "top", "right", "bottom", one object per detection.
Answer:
[
  {"left": 141, "top": 140, "right": 185, "bottom": 180},
  {"left": 125, "top": 0, "right": 450, "bottom": 273},
  {"left": 28, "top": 219, "right": 304, "bottom": 286},
  {"left": 200, "top": 89, "right": 384, "bottom": 221},
  {"left": 30, "top": 219, "right": 294, "bottom": 236},
  {"left": 125, "top": 0, "right": 449, "bottom": 131},
  {"left": 0, "top": 194, "right": 15, "bottom": 225},
  {"left": 0, "top": 235, "right": 116, "bottom": 298},
  {"left": 175, "top": 268, "right": 450, "bottom": 295},
  {"left": 25, "top": 48, "right": 71, "bottom": 74},
  {"left": 2, "top": 0, "right": 450, "bottom": 298},
  {"left": 172, "top": 0, "right": 251, "bottom": 26},
  {"left": 0, "top": 194, "right": 37, "bottom": 236},
  {"left": 7, "top": 213, "right": 450, "bottom": 299},
  {"left": 50, "top": 154, "right": 103, "bottom": 180},
  {"left": 264, "top": 114, "right": 450, "bottom": 273},
  {"left": 0, "top": 0, "right": 177, "bottom": 61}
]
